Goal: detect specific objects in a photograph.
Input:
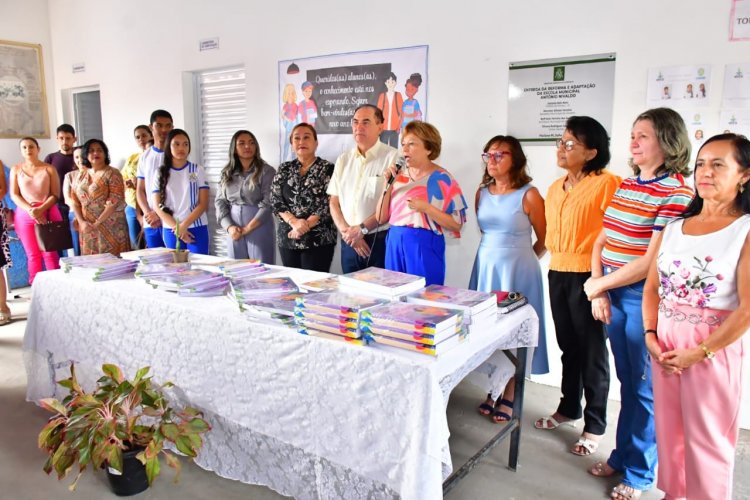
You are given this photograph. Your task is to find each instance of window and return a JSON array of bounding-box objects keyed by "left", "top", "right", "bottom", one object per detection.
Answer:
[
  {"left": 72, "top": 88, "right": 103, "bottom": 143},
  {"left": 194, "top": 66, "right": 246, "bottom": 256}
]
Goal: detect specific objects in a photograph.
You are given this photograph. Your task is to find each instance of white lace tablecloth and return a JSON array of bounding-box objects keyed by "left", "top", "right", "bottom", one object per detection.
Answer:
[{"left": 24, "top": 270, "right": 537, "bottom": 500}]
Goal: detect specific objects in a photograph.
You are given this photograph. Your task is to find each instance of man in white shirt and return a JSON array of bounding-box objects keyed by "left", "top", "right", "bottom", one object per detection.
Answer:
[
  {"left": 328, "top": 104, "right": 399, "bottom": 273},
  {"left": 136, "top": 109, "right": 174, "bottom": 247}
]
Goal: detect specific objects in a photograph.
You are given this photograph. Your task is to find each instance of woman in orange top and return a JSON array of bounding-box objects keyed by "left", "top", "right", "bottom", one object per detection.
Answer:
[{"left": 534, "top": 116, "right": 621, "bottom": 458}]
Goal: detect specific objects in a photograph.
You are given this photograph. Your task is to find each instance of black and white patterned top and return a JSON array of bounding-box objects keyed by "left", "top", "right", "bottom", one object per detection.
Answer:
[{"left": 271, "top": 157, "right": 337, "bottom": 250}]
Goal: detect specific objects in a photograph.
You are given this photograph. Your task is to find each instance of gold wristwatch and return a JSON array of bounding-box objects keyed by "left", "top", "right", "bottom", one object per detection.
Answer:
[{"left": 699, "top": 342, "right": 715, "bottom": 360}]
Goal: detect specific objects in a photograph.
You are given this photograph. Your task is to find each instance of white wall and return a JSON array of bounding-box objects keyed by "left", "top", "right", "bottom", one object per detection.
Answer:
[
  {"left": 0, "top": 0, "right": 57, "bottom": 169},
  {"left": 5, "top": 0, "right": 750, "bottom": 423}
]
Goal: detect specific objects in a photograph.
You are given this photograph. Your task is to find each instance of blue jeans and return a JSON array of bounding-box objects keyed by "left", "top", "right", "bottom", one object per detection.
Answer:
[
  {"left": 68, "top": 209, "right": 80, "bottom": 256},
  {"left": 124, "top": 205, "right": 141, "bottom": 249},
  {"left": 162, "top": 225, "right": 209, "bottom": 255},
  {"left": 605, "top": 269, "right": 656, "bottom": 490}
]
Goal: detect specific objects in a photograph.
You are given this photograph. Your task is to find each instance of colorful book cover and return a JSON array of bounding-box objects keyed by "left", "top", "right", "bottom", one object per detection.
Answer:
[
  {"left": 404, "top": 284, "right": 495, "bottom": 315},
  {"left": 361, "top": 302, "right": 463, "bottom": 333},
  {"left": 120, "top": 248, "right": 173, "bottom": 262},
  {"left": 293, "top": 309, "right": 360, "bottom": 327},
  {"left": 230, "top": 276, "right": 298, "bottom": 296},
  {"left": 242, "top": 292, "right": 305, "bottom": 316},
  {"left": 295, "top": 291, "right": 388, "bottom": 317},
  {"left": 339, "top": 267, "right": 425, "bottom": 296},
  {"left": 177, "top": 282, "right": 229, "bottom": 297},
  {"left": 298, "top": 275, "right": 340, "bottom": 292},
  {"left": 135, "top": 262, "right": 191, "bottom": 278},
  {"left": 147, "top": 269, "right": 224, "bottom": 288}
]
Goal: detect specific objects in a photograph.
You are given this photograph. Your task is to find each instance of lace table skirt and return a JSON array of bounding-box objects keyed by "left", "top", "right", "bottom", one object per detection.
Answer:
[{"left": 24, "top": 270, "right": 537, "bottom": 500}]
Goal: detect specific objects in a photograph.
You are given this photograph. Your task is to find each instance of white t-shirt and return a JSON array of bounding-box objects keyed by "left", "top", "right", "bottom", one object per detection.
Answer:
[
  {"left": 150, "top": 161, "right": 209, "bottom": 228},
  {"left": 136, "top": 145, "right": 164, "bottom": 228},
  {"left": 326, "top": 140, "right": 398, "bottom": 226}
]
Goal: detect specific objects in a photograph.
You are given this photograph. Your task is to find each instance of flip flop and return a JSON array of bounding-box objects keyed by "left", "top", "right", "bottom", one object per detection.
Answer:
[
  {"left": 534, "top": 415, "right": 577, "bottom": 430},
  {"left": 477, "top": 402, "right": 494, "bottom": 417},
  {"left": 588, "top": 460, "right": 618, "bottom": 477},
  {"left": 571, "top": 436, "right": 600, "bottom": 456},
  {"left": 491, "top": 398, "right": 514, "bottom": 423}
]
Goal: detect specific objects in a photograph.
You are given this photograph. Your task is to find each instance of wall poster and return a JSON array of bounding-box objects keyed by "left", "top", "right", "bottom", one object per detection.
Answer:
[
  {"left": 730, "top": 0, "right": 750, "bottom": 41},
  {"left": 0, "top": 39, "right": 49, "bottom": 138},
  {"left": 507, "top": 53, "right": 616, "bottom": 142},
  {"left": 278, "top": 45, "right": 428, "bottom": 163}
]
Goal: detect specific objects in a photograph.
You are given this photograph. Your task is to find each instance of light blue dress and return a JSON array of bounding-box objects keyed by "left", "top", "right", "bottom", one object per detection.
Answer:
[{"left": 468, "top": 184, "right": 548, "bottom": 374}]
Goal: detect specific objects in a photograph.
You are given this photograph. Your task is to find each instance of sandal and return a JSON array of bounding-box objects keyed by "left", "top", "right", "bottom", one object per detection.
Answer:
[
  {"left": 534, "top": 414, "right": 577, "bottom": 430},
  {"left": 491, "top": 398, "right": 514, "bottom": 423},
  {"left": 588, "top": 460, "right": 618, "bottom": 477},
  {"left": 611, "top": 483, "right": 642, "bottom": 499},
  {"left": 477, "top": 399, "right": 495, "bottom": 417},
  {"left": 0, "top": 310, "right": 10, "bottom": 326},
  {"left": 571, "top": 434, "right": 601, "bottom": 456}
]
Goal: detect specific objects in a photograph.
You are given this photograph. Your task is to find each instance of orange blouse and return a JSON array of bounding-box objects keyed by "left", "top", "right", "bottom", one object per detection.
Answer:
[{"left": 545, "top": 170, "right": 621, "bottom": 272}]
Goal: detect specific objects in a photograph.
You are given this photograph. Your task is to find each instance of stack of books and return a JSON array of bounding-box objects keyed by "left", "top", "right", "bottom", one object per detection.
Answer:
[
  {"left": 228, "top": 276, "right": 299, "bottom": 309},
  {"left": 134, "top": 262, "right": 191, "bottom": 280},
  {"left": 196, "top": 259, "right": 270, "bottom": 280},
  {"left": 361, "top": 302, "right": 466, "bottom": 356},
  {"left": 294, "top": 291, "right": 388, "bottom": 346},
  {"left": 60, "top": 254, "right": 138, "bottom": 281},
  {"left": 338, "top": 267, "right": 426, "bottom": 300},
  {"left": 120, "top": 248, "right": 175, "bottom": 265},
  {"left": 403, "top": 284, "right": 497, "bottom": 328},
  {"left": 146, "top": 268, "right": 229, "bottom": 297}
]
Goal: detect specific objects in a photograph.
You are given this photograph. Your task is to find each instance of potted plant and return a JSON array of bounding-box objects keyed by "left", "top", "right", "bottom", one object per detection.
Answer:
[
  {"left": 173, "top": 217, "right": 189, "bottom": 263},
  {"left": 37, "top": 363, "right": 210, "bottom": 496}
]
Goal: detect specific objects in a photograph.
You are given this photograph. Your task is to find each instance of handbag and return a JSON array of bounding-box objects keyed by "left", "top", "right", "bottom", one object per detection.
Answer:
[{"left": 34, "top": 220, "right": 73, "bottom": 252}]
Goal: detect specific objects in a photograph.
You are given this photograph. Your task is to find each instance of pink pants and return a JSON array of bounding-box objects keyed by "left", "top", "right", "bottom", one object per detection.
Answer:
[
  {"left": 13, "top": 205, "right": 62, "bottom": 284},
  {"left": 652, "top": 301, "right": 744, "bottom": 500}
]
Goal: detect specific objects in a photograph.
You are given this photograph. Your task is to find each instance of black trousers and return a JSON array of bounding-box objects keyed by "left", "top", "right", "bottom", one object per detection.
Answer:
[
  {"left": 279, "top": 244, "right": 335, "bottom": 273},
  {"left": 548, "top": 270, "right": 609, "bottom": 435}
]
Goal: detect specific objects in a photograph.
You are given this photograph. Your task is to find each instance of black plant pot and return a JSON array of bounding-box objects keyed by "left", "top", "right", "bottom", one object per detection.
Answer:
[{"left": 106, "top": 447, "right": 149, "bottom": 496}]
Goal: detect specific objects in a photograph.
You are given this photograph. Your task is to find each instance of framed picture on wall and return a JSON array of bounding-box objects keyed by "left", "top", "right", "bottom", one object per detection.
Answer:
[{"left": 0, "top": 39, "right": 50, "bottom": 139}]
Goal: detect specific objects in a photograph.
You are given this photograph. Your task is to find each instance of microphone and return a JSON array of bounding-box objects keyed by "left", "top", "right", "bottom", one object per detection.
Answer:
[{"left": 386, "top": 156, "right": 406, "bottom": 188}]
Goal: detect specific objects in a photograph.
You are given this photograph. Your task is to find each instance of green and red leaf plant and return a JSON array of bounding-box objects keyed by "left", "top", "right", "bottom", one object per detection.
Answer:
[{"left": 37, "top": 364, "right": 210, "bottom": 491}]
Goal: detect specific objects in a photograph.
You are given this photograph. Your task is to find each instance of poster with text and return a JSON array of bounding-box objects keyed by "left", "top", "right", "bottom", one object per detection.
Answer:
[
  {"left": 278, "top": 45, "right": 428, "bottom": 163},
  {"left": 646, "top": 65, "right": 711, "bottom": 108},
  {"left": 722, "top": 63, "right": 750, "bottom": 108},
  {"left": 507, "top": 53, "right": 616, "bottom": 142},
  {"left": 730, "top": 0, "right": 750, "bottom": 41},
  {"left": 719, "top": 109, "right": 750, "bottom": 138}
]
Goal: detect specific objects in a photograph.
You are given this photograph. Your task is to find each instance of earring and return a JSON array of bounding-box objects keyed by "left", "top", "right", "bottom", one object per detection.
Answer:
[{"left": 740, "top": 182, "right": 746, "bottom": 194}]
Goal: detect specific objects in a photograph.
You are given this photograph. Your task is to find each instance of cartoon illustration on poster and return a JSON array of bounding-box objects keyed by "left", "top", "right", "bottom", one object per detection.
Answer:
[{"left": 278, "top": 45, "right": 428, "bottom": 163}]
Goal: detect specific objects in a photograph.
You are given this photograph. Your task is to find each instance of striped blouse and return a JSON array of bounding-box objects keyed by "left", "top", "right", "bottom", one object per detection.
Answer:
[{"left": 601, "top": 173, "right": 694, "bottom": 269}]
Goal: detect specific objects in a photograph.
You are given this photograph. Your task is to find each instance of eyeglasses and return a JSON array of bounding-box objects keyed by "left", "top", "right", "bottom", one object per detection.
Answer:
[
  {"left": 481, "top": 152, "right": 511, "bottom": 163},
  {"left": 555, "top": 139, "right": 581, "bottom": 151}
]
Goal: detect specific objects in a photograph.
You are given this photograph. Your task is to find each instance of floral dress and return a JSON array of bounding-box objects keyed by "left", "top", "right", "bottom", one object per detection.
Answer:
[
  {"left": 270, "top": 157, "right": 336, "bottom": 250},
  {"left": 69, "top": 167, "right": 130, "bottom": 256}
]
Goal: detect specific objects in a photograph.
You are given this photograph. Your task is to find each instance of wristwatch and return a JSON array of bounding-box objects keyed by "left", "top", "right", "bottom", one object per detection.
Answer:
[
  {"left": 699, "top": 342, "right": 715, "bottom": 360},
  {"left": 359, "top": 223, "right": 369, "bottom": 235}
]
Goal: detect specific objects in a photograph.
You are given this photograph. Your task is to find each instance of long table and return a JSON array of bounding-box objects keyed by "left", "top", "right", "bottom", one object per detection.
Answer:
[{"left": 23, "top": 270, "right": 537, "bottom": 500}]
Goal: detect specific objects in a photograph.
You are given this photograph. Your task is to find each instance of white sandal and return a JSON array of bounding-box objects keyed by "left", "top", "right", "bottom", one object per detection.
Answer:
[
  {"left": 534, "top": 414, "right": 577, "bottom": 430},
  {"left": 0, "top": 311, "right": 10, "bottom": 326},
  {"left": 571, "top": 436, "right": 600, "bottom": 456}
]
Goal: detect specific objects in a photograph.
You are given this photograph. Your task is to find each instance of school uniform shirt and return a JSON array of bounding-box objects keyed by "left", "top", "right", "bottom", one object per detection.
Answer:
[
  {"left": 151, "top": 161, "right": 209, "bottom": 228},
  {"left": 136, "top": 146, "right": 164, "bottom": 227}
]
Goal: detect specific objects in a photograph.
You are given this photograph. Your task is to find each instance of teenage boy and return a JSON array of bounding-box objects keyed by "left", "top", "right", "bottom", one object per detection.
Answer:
[
  {"left": 136, "top": 109, "right": 173, "bottom": 248},
  {"left": 44, "top": 124, "right": 77, "bottom": 223}
]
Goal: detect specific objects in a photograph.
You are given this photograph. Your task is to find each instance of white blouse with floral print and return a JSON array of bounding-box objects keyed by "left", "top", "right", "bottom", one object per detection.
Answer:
[{"left": 657, "top": 215, "right": 750, "bottom": 311}]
